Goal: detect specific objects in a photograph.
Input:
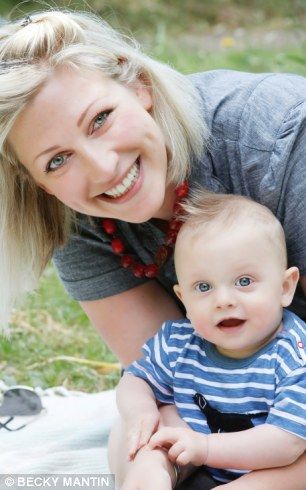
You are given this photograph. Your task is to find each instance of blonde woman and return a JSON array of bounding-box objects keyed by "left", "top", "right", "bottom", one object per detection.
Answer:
[{"left": 0, "top": 10, "right": 305, "bottom": 489}]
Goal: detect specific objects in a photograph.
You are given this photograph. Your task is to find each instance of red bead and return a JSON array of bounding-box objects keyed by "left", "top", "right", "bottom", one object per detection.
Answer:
[
  {"left": 102, "top": 219, "right": 116, "bottom": 234},
  {"left": 111, "top": 237, "right": 125, "bottom": 254},
  {"left": 173, "top": 202, "right": 183, "bottom": 214},
  {"left": 175, "top": 181, "right": 189, "bottom": 198},
  {"left": 144, "top": 264, "right": 159, "bottom": 278},
  {"left": 103, "top": 179, "right": 188, "bottom": 279},
  {"left": 132, "top": 264, "right": 145, "bottom": 278},
  {"left": 121, "top": 255, "right": 134, "bottom": 268},
  {"left": 165, "top": 230, "right": 178, "bottom": 246},
  {"left": 169, "top": 219, "right": 182, "bottom": 231},
  {"left": 156, "top": 245, "right": 173, "bottom": 266}
]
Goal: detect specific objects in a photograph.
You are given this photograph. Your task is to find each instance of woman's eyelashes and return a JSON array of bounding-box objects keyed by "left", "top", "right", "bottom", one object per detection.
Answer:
[
  {"left": 91, "top": 109, "right": 112, "bottom": 133},
  {"left": 45, "top": 109, "right": 112, "bottom": 173},
  {"left": 45, "top": 153, "right": 70, "bottom": 173}
]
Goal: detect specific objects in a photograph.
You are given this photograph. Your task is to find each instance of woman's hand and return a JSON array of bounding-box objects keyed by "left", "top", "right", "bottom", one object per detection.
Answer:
[
  {"left": 125, "top": 410, "right": 160, "bottom": 461},
  {"left": 121, "top": 446, "right": 176, "bottom": 490},
  {"left": 116, "top": 373, "right": 162, "bottom": 461},
  {"left": 150, "top": 427, "right": 208, "bottom": 466}
]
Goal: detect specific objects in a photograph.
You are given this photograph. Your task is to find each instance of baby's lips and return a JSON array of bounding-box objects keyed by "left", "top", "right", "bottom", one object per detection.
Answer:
[{"left": 218, "top": 318, "right": 245, "bottom": 327}]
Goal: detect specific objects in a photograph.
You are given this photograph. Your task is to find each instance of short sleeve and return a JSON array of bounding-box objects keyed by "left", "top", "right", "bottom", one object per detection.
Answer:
[
  {"left": 266, "top": 366, "right": 306, "bottom": 440},
  {"left": 52, "top": 215, "right": 147, "bottom": 301},
  {"left": 267, "top": 311, "right": 306, "bottom": 439},
  {"left": 126, "top": 321, "right": 175, "bottom": 404}
]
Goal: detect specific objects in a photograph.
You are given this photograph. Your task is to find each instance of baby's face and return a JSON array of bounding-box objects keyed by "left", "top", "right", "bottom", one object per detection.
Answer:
[{"left": 174, "top": 223, "right": 294, "bottom": 359}]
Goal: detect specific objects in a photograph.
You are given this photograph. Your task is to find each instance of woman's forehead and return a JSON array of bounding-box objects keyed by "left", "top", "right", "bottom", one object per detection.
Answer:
[{"left": 10, "top": 69, "right": 118, "bottom": 135}]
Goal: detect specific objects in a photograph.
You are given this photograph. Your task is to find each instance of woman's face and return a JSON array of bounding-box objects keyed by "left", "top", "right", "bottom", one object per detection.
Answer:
[{"left": 9, "top": 67, "right": 170, "bottom": 222}]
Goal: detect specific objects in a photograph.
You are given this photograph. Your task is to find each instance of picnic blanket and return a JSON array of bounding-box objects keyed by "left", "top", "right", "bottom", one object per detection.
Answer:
[{"left": 0, "top": 383, "right": 118, "bottom": 474}]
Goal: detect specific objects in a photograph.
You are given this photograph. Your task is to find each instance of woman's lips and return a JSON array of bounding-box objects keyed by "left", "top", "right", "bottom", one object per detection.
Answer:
[{"left": 97, "top": 158, "right": 142, "bottom": 204}]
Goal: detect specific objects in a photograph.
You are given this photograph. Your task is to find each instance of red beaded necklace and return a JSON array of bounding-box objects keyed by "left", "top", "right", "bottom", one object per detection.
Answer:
[{"left": 102, "top": 181, "right": 189, "bottom": 278}]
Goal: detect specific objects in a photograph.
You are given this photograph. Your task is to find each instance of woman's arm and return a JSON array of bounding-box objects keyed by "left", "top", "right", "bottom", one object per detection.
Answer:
[
  {"left": 80, "top": 280, "right": 183, "bottom": 366},
  {"left": 117, "top": 374, "right": 160, "bottom": 460}
]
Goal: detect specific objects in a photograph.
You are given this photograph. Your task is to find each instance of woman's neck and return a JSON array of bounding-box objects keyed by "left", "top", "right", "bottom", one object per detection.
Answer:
[{"left": 153, "top": 183, "right": 177, "bottom": 221}]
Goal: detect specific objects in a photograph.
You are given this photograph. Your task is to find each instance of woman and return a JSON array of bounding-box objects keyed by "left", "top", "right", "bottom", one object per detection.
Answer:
[{"left": 0, "top": 10, "right": 305, "bottom": 489}]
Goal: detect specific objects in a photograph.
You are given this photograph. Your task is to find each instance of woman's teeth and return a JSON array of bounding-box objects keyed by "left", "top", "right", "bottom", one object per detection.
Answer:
[{"left": 104, "top": 160, "right": 139, "bottom": 198}]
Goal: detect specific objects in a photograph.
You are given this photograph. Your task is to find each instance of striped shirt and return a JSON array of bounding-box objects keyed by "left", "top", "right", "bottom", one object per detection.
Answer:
[{"left": 127, "top": 309, "right": 306, "bottom": 483}]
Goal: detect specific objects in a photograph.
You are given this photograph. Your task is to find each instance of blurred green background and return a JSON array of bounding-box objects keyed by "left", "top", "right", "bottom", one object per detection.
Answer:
[{"left": 0, "top": 1, "right": 305, "bottom": 392}]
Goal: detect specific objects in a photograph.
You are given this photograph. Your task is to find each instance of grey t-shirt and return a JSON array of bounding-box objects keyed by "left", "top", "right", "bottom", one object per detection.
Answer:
[{"left": 53, "top": 70, "right": 306, "bottom": 316}]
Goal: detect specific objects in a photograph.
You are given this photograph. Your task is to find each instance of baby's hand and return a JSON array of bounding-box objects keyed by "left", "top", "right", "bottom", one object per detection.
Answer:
[
  {"left": 149, "top": 426, "right": 208, "bottom": 466},
  {"left": 126, "top": 410, "right": 160, "bottom": 461}
]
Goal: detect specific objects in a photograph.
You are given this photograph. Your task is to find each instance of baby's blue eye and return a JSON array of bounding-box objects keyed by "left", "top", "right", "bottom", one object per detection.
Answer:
[
  {"left": 236, "top": 277, "right": 252, "bottom": 287},
  {"left": 195, "top": 282, "right": 211, "bottom": 293}
]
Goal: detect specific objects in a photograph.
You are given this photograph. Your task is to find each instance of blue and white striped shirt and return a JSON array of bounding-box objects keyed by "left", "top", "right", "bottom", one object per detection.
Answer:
[{"left": 127, "top": 309, "right": 306, "bottom": 483}]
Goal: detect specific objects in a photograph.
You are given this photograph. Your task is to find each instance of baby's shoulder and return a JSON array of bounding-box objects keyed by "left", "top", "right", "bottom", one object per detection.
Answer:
[
  {"left": 275, "top": 310, "right": 306, "bottom": 370},
  {"left": 162, "top": 318, "right": 196, "bottom": 352}
]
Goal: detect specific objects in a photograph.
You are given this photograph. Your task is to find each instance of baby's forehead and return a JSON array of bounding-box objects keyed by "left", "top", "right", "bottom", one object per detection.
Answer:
[{"left": 175, "top": 218, "right": 283, "bottom": 260}]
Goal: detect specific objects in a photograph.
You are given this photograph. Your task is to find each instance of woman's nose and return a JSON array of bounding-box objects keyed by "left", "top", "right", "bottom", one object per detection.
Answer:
[{"left": 79, "top": 143, "right": 119, "bottom": 182}]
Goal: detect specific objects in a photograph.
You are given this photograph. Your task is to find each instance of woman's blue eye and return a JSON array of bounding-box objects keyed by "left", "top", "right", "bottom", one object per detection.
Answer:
[
  {"left": 195, "top": 282, "right": 211, "bottom": 293},
  {"left": 236, "top": 277, "right": 252, "bottom": 287},
  {"left": 47, "top": 154, "right": 67, "bottom": 172},
  {"left": 92, "top": 111, "right": 110, "bottom": 131}
]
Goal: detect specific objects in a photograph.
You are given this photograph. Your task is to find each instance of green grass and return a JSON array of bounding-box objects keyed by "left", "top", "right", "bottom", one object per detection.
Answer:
[
  {"left": 1, "top": 0, "right": 305, "bottom": 32},
  {"left": 152, "top": 41, "right": 306, "bottom": 77},
  {"left": 1, "top": 265, "right": 120, "bottom": 392},
  {"left": 0, "top": 2, "right": 305, "bottom": 391}
]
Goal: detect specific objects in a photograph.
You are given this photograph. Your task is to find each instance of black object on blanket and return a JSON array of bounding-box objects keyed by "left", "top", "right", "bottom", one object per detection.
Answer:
[
  {"left": 193, "top": 393, "right": 268, "bottom": 433},
  {"left": 0, "top": 387, "right": 44, "bottom": 431}
]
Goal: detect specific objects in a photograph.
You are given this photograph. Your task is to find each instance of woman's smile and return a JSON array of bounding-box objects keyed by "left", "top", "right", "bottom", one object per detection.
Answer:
[{"left": 99, "top": 158, "right": 140, "bottom": 200}]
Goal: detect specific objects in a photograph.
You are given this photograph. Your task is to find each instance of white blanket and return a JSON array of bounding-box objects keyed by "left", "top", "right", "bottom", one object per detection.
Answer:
[{"left": 0, "top": 385, "right": 118, "bottom": 474}]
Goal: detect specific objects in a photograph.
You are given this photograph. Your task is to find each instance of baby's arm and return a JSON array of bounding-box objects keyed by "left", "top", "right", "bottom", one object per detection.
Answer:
[
  {"left": 150, "top": 423, "right": 306, "bottom": 470},
  {"left": 116, "top": 373, "right": 160, "bottom": 460}
]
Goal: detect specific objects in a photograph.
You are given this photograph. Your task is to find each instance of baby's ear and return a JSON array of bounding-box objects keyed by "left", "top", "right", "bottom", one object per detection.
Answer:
[
  {"left": 281, "top": 267, "right": 300, "bottom": 307},
  {"left": 173, "top": 284, "right": 182, "bottom": 301}
]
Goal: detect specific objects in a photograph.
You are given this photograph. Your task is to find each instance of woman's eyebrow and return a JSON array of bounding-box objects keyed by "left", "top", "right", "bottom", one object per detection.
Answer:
[
  {"left": 34, "top": 98, "right": 102, "bottom": 162},
  {"left": 35, "top": 145, "right": 61, "bottom": 162},
  {"left": 77, "top": 98, "right": 100, "bottom": 127}
]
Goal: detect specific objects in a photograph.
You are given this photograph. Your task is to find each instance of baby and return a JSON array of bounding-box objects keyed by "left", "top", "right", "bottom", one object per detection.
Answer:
[{"left": 117, "top": 191, "right": 306, "bottom": 486}]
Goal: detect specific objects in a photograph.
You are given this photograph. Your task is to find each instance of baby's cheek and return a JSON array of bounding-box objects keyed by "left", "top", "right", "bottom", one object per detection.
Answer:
[{"left": 252, "top": 298, "right": 282, "bottom": 327}]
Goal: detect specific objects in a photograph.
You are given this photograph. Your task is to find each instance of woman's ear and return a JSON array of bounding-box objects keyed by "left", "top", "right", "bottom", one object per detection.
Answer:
[
  {"left": 134, "top": 78, "right": 152, "bottom": 111},
  {"left": 281, "top": 266, "right": 300, "bottom": 307}
]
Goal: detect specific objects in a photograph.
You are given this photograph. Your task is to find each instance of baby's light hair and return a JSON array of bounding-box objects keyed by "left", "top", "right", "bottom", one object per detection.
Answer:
[{"left": 176, "top": 188, "right": 288, "bottom": 268}]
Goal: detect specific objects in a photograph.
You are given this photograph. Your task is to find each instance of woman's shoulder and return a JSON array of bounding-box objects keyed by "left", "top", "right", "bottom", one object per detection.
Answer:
[{"left": 189, "top": 69, "right": 306, "bottom": 144}]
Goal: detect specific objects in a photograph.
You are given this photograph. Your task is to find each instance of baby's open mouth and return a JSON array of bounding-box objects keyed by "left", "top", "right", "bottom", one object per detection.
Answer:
[{"left": 217, "top": 318, "right": 246, "bottom": 328}]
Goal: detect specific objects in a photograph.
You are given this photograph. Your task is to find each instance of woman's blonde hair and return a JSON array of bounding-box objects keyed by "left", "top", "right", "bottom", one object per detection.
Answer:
[{"left": 0, "top": 9, "right": 207, "bottom": 330}]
